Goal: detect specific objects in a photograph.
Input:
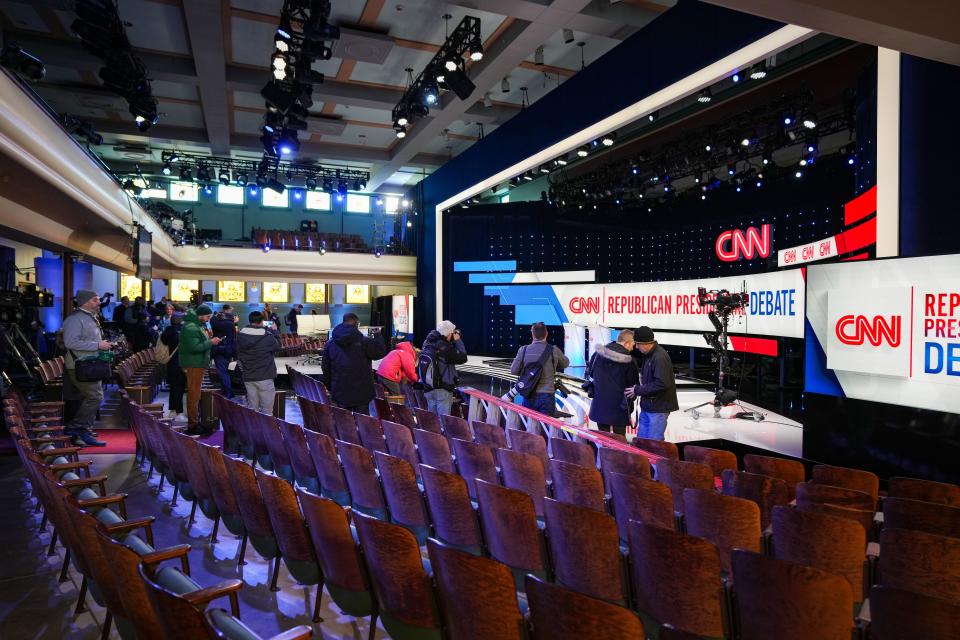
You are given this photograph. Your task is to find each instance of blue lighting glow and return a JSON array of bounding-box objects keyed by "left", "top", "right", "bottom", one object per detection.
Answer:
[
  {"left": 249, "top": 186, "right": 258, "bottom": 196},
  {"left": 335, "top": 194, "right": 344, "bottom": 202},
  {"left": 293, "top": 190, "right": 303, "bottom": 200},
  {"left": 732, "top": 73, "right": 740, "bottom": 83},
  {"left": 279, "top": 145, "right": 292, "bottom": 156},
  {"left": 847, "top": 157, "right": 855, "bottom": 165}
]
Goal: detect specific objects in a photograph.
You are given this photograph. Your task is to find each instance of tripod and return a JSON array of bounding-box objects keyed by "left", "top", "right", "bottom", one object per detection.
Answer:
[{"left": 684, "top": 309, "right": 735, "bottom": 419}]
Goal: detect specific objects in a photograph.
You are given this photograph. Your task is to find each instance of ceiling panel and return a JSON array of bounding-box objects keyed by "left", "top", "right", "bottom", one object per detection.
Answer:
[
  {"left": 233, "top": 110, "right": 264, "bottom": 136},
  {"left": 233, "top": 90, "right": 264, "bottom": 109},
  {"left": 527, "top": 30, "right": 620, "bottom": 70},
  {"left": 380, "top": 0, "right": 508, "bottom": 46},
  {"left": 320, "top": 124, "right": 396, "bottom": 148},
  {"left": 231, "top": 16, "right": 276, "bottom": 67},
  {"left": 333, "top": 104, "right": 394, "bottom": 126},
  {"left": 231, "top": 0, "right": 283, "bottom": 14},
  {"left": 157, "top": 102, "right": 206, "bottom": 129},
  {"left": 151, "top": 80, "right": 200, "bottom": 102},
  {"left": 118, "top": 1, "right": 191, "bottom": 55},
  {"left": 350, "top": 46, "right": 436, "bottom": 87},
  {"left": 1, "top": 4, "right": 47, "bottom": 31}
]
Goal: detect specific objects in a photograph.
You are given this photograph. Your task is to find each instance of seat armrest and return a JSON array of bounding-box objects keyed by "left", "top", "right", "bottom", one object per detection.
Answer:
[
  {"left": 140, "top": 543, "right": 192, "bottom": 576},
  {"left": 62, "top": 474, "right": 108, "bottom": 496},
  {"left": 182, "top": 579, "right": 244, "bottom": 618},
  {"left": 103, "top": 515, "right": 156, "bottom": 547},
  {"left": 47, "top": 460, "right": 92, "bottom": 476},
  {"left": 79, "top": 493, "right": 129, "bottom": 518},
  {"left": 269, "top": 627, "right": 314, "bottom": 640}
]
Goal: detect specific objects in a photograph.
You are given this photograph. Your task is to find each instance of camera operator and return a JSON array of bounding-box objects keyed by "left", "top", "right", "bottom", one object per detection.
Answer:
[
  {"left": 420, "top": 320, "right": 468, "bottom": 416},
  {"left": 625, "top": 326, "right": 678, "bottom": 441},
  {"left": 62, "top": 289, "right": 111, "bottom": 447}
]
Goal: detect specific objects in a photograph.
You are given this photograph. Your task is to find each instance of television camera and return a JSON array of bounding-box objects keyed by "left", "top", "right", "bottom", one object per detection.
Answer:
[{"left": 685, "top": 285, "right": 763, "bottom": 420}]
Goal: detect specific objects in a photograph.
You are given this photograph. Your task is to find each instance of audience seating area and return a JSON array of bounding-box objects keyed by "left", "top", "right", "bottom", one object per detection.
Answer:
[
  {"left": 35, "top": 355, "right": 64, "bottom": 400},
  {"left": 278, "top": 335, "right": 325, "bottom": 357},
  {"left": 7, "top": 370, "right": 960, "bottom": 639},
  {"left": 252, "top": 228, "right": 369, "bottom": 253}
]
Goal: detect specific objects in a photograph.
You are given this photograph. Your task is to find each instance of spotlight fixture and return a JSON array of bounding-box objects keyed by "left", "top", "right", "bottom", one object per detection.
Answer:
[
  {"left": 501, "top": 77, "right": 510, "bottom": 93},
  {"left": 522, "top": 173, "right": 534, "bottom": 181},
  {"left": 266, "top": 178, "right": 285, "bottom": 194},
  {"left": 305, "top": 176, "right": 317, "bottom": 190},
  {"left": 762, "top": 152, "right": 772, "bottom": 165},
  {"left": 249, "top": 185, "right": 259, "bottom": 196},
  {"left": 749, "top": 62, "right": 767, "bottom": 80},
  {"left": 203, "top": 184, "right": 213, "bottom": 195},
  {"left": 236, "top": 172, "right": 248, "bottom": 186},
  {"left": 697, "top": 88, "right": 713, "bottom": 103},
  {"left": 374, "top": 247, "right": 382, "bottom": 258},
  {"left": 395, "top": 114, "right": 409, "bottom": 127},
  {"left": 263, "top": 243, "right": 271, "bottom": 253},
  {"left": 419, "top": 82, "right": 439, "bottom": 107},
  {"left": 705, "top": 144, "right": 712, "bottom": 152},
  {"left": 406, "top": 220, "right": 413, "bottom": 228},
  {"left": 277, "top": 129, "right": 300, "bottom": 156},
  {"left": 783, "top": 115, "right": 793, "bottom": 126},
  {"left": 0, "top": 43, "right": 45, "bottom": 81},
  {"left": 577, "top": 145, "right": 589, "bottom": 157},
  {"left": 732, "top": 72, "right": 740, "bottom": 83},
  {"left": 219, "top": 169, "right": 230, "bottom": 185},
  {"left": 469, "top": 41, "right": 483, "bottom": 61},
  {"left": 202, "top": 240, "right": 210, "bottom": 249},
  {"left": 180, "top": 166, "right": 192, "bottom": 181},
  {"left": 556, "top": 156, "right": 568, "bottom": 166},
  {"left": 256, "top": 173, "right": 269, "bottom": 187},
  {"left": 601, "top": 132, "right": 616, "bottom": 147},
  {"left": 444, "top": 59, "right": 458, "bottom": 72},
  {"left": 162, "top": 162, "right": 172, "bottom": 176},
  {"left": 802, "top": 113, "right": 818, "bottom": 129},
  {"left": 727, "top": 163, "right": 736, "bottom": 175},
  {"left": 647, "top": 110, "right": 658, "bottom": 122},
  {"left": 534, "top": 45, "right": 544, "bottom": 66},
  {"left": 740, "top": 137, "right": 751, "bottom": 147},
  {"left": 794, "top": 170, "right": 803, "bottom": 178}
]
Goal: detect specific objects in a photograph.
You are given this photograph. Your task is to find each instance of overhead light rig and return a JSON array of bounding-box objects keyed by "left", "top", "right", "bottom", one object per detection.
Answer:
[
  {"left": 70, "top": 0, "right": 159, "bottom": 131},
  {"left": 541, "top": 88, "right": 855, "bottom": 211},
  {"left": 259, "top": 0, "right": 340, "bottom": 160},
  {"left": 391, "top": 15, "right": 484, "bottom": 138},
  {"left": 140, "top": 152, "right": 369, "bottom": 194}
]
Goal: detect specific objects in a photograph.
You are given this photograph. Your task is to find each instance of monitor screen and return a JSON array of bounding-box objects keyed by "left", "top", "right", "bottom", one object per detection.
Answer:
[{"left": 135, "top": 227, "right": 152, "bottom": 280}]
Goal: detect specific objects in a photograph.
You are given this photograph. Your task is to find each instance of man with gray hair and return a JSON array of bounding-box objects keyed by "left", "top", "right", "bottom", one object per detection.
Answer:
[
  {"left": 420, "top": 320, "right": 467, "bottom": 415},
  {"left": 62, "top": 289, "right": 112, "bottom": 446}
]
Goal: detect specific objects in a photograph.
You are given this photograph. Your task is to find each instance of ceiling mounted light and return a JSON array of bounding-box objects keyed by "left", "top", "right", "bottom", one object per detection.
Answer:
[
  {"left": 236, "top": 171, "right": 248, "bottom": 186},
  {"left": 418, "top": 82, "right": 439, "bottom": 107},
  {"left": 395, "top": 114, "right": 409, "bottom": 127},
  {"left": 697, "top": 88, "right": 713, "bottom": 103},
  {"left": 501, "top": 77, "right": 510, "bottom": 93},
  {"left": 219, "top": 169, "right": 230, "bottom": 185},
  {"left": 277, "top": 129, "right": 300, "bottom": 156},
  {"left": 162, "top": 162, "right": 171, "bottom": 176},
  {"left": 256, "top": 173, "right": 268, "bottom": 187},
  {"left": 179, "top": 166, "right": 192, "bottom": 181},
  {"left": 395, "top": 127, "right": 406, "bottom": 139},
  {"left": 444, "top": 59, "right": 458, "bottom": 72},
  {"left": 749, "top": 62, "right": 768, "bottom": 80},
  {"left": 555, "top": 156, "right": 568, "bottom": 166},
  {"left": 305, "top": 176, "right": 317, "bottom": 190},
  {"left": 469, "top": 41, "right": 483, "bottom": 61},
  {"left": 266, "top": 178, "right": 285, "bottom": 194},
  {"left": 534, "top": 45, "right": 544, "bottom": 66},
  {"left": 601, "top": 132, "right": 616, "bottom": 146},
  {"left": 577, "top": 145, "right": 589, "bottom": 157},
  {"left": 647, "top": 110, "right": 658, "bottom": 122},
  {"left": 802, "top": 112, "right": 818, "bottom": 129}
]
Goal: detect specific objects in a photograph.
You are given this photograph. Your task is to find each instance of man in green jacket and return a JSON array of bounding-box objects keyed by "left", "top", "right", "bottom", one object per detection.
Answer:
[{"left": 180, "top": 305, "right": 221, "bottom": 436}]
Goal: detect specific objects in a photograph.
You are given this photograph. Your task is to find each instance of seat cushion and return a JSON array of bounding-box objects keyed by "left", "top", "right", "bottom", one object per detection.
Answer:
[
  {"left": 207, "top": 608, "right": 260, "bottom": 640},
  {"left": 123, "top": 533, "right": 154, "bottom": 556},
  {"left": 95, "top": 507, "right": 124, "bottom": 527},
  {"left": 155, "top": 566, "right": 202, "bottom": 595}
]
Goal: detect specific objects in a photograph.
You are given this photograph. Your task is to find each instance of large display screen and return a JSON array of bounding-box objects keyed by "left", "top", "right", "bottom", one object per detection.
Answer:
[{"left": 806, "top": 254, "right": 960, "bottom": 414}]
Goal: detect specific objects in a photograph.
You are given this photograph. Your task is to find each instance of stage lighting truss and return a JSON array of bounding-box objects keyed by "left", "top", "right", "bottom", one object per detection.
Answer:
[
  {"left": 70, "top": 0, "right": 158, "bottom": 131},
  {"left": 391, "top": 15, "right": 483, "bottom": 136},
  {"left": 142, "top": 152, "right": 369, "bottom": 197},
  {"left": 545, "top": 89, "right": 854, "bottom": 211},
  {"left": 258, "top": 0, "right": 340, "bottom": 158}
]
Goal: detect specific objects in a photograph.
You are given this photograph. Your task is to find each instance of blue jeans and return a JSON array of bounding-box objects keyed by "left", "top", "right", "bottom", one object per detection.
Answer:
[
  {"left": 638, "top": 411, "right": 669, "bottom": 441},
  {"left": 524, "top": 392, "right": 556, "bottom": 418},
  {"left": 214, "top": 354, "right": 233, "bottom": 398},
  {"left": 425, "top": 389, "right": 454, "bottom": 416}
]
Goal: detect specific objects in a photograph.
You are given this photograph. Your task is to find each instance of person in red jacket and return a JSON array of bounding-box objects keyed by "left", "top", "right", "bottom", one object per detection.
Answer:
[{"left": 376, "top": 341, "right": 418, "bottom": 395}]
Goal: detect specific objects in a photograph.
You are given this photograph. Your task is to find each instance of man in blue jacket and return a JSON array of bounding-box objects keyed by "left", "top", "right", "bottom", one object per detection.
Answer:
[
  {"left": 625, "top": 326, "right": 679, "bottom": 441},
  {"left": 321, "top": 313, "right": 387, "bottom": 414}
]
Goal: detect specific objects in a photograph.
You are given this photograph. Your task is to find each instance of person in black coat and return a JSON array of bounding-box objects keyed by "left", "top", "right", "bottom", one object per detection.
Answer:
[
  {"left": 625, "top": 326, "right": 679, "bottom": 441},
  {"left": 210, "top": 305, "right": 238, "bottom": 398},
  {"left": 586, "top": 330, "right": 639, "bottom": 435},
  {"left": 160, "top": 313, "right": 186, "bottom": 420},
  {"left": 321, "top": 313, "right": 387, "bottom": 414},
  {"left": 285, "top": 304, "right": 303, "bottom": 334}
]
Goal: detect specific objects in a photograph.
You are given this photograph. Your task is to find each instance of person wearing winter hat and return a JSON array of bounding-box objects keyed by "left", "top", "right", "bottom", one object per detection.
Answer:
[
  {"left": 180, "top": 303, "right": 222, "bottom": 436},
  {"left": 62, "top": 289, "right": 112, "bottom": 447},
  {"left": 624, "top": 326, "right": 678, "bottom": 441},
  {"left": 420, "top": 320, "right": 467, "bottom": 415}
]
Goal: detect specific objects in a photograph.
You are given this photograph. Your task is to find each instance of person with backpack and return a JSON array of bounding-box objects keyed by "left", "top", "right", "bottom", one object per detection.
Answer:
[
  {"left": 419, "top": 320, "right": 468, "bottom": 416},
  {"left": 321, "top": 313, "right": 387, "bottom": 414},
  {"left": 507, "top": 322, "right": 569, "bottom": 417},
  {"left": 236, "top": 311, "right": 282, "bottom": 413},
  {"left": 586, "top": 329, "right": 639, "bottom": 436}
]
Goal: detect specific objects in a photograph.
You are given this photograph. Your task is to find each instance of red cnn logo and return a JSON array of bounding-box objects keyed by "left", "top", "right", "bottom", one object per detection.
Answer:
[
  {"left": 568, "top": 297, "right": 600, "bottom": 314},
  {"left": 835, "top": 315, "right": 902, "bottom": 347},
  {"left": 716, "top": 224, "right": 772, "bottom": 262}
]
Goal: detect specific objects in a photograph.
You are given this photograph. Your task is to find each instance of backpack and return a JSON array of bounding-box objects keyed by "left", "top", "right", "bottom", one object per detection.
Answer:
[
  {"left": 154, "top": 340, "right": 178, "bottom": 365},
  {"left": 415, "top": 350, "right": 437, "bottom": 391},
  {"left": 513, "top": 344, "right": 554, "bottom": 398}
]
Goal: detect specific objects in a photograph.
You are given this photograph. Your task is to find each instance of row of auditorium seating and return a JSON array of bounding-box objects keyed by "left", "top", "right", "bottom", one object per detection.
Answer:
[
  {"left": 3, "top": 388, "right": 301, "bottom": 640},
  {"left": 134, "top": 390, "right": 959, "bottom": 639},
  {"left": 252, "top": 229, "right": 368, "bottom": 252},
  {"left": 278, "top": 335, "right": 325, "bottom": 357},
  {"left": 35, "top": 356, "right": 64, "bottom": 400},
  {"left": 289, "top": 368, "right": 436, "bottom": 417}
]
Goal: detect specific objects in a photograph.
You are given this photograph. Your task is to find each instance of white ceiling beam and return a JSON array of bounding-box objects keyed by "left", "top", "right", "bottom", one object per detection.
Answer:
[{"left": 181, "top": 0, "right": 231, "bottom": 155}]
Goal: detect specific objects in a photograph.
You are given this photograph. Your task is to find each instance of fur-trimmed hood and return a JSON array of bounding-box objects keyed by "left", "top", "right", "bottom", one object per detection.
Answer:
[{"left": 596, "top": 342, "right": 634, "bottom": 363}]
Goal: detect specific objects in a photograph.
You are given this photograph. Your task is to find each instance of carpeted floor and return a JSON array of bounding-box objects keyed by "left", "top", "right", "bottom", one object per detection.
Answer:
[{"left": 80, "top": 428, "right": 224, "bottom": 454}]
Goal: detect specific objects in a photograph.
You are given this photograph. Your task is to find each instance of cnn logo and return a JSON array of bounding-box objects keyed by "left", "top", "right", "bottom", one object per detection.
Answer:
[
  {"left": 716, "top": 224, "right": 772, "bottom": 262},
  {"left": 835, "top": 314, "right": 902, "bottom": 347},
  {"left": 568, "top": 296, "right": 600, "bottom": 314}
]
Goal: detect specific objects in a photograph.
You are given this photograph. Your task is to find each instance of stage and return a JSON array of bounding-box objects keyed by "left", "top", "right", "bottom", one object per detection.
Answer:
[{"left": 281, "top": 353, "right": 803, "bottom": 459}]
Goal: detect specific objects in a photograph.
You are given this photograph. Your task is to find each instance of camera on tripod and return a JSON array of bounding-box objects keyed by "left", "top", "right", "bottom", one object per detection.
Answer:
[{"left": 697, "top": 287, "right": 748, "bottom": 315}]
